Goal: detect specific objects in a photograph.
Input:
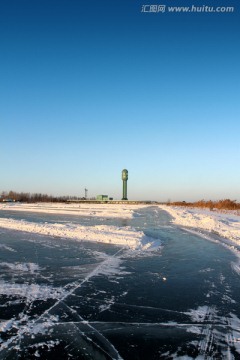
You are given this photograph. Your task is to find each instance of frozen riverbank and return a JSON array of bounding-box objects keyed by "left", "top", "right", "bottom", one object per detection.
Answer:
[{"left": 159, "top": 205, "right": 240, "bottom": 246}]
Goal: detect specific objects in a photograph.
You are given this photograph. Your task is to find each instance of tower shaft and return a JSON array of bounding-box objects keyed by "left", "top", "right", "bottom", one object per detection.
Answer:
[{"left": 122, "top": 180, "right": 127, "bottom": 200}]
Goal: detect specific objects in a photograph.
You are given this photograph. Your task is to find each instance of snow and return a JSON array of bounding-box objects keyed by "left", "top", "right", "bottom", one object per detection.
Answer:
[
  {"left": 159, "top": 205, "right": 240, "bottom": 246},
  {"left": 0, "top": 262, "right": 41, "bottom": 273},
  {"left": 0, "top": 244, "right": 16, "bottom": 252},
  {"left": 0, "top": 218, "right": 151, "bottom": 250},
  {"left": 0, "top": 320, "right": 13, "bottom": 333},
  {"left": 184, "top": 305, "right": 211, "bottom": 322},
  {"left": 1, "top": 202, "right": 240, "bottom": 251},
  {"left": 0, "top": 202, "right": 147, "bottom": 219},
  {"left": 0, "top": 282, "right": 67, "bottom": 302},
  {"left": 159, "top": 205, "right": 240, "bottom": 278},
  {"left": 0, "top": 203, "right": 159, "bottom": 250}
]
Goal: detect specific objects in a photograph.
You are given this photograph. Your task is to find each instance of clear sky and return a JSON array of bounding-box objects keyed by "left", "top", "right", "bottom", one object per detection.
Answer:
[{"left": 1, "top": 0, "right": 239, "bottom": 201}]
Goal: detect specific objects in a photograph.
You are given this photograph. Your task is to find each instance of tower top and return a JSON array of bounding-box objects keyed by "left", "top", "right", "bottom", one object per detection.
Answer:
[{"left": 122, "top": 169, "right": 128, "bottom": 181}]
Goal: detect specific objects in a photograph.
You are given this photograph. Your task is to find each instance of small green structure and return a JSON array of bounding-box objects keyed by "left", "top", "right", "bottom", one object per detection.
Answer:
[
  {"left": 96, "top": 195, "right": 109, "bottom": 201},
  {"left": 122, "top": 169, "right": 128, "bottom": 200}
]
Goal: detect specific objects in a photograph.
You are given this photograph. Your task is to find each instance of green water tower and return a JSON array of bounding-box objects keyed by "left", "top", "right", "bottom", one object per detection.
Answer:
[{"left": 122, "top": 169, "right": 128, "bottom": 200}]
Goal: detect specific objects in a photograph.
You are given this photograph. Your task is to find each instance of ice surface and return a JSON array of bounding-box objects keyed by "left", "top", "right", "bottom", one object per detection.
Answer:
[{"left": 1, "top": 203, "right": 240, "bottom": 358}]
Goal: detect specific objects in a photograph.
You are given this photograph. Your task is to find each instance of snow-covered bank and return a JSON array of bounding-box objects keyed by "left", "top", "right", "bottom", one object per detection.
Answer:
[
  {"left": 0, "top": 218, "right": 152, "bottom": 250},
  {"left": 159, "top": 205, "right": 240, "bottom": 245},
  {"left": 0, "top": 202, "right": 148, "bottom": 218}
]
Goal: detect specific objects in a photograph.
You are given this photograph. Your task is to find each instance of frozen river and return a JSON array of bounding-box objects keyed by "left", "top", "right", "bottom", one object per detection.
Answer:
[{"left": 0, "top": 206, "right": 240, "bottom": 359}]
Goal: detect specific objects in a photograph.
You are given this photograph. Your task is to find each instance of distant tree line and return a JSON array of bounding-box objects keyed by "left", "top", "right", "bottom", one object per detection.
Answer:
[
  {"left": 0, "top": 191, "right": 84, "bottom": 203},
  {"left": 168, "top": 199, "right": 240, "bottom": 211}
]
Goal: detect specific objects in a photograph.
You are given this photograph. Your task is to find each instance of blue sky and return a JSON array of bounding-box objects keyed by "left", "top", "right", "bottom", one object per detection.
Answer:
[{"left": 1, "top": 0, "right": 239, "bottom": 201}]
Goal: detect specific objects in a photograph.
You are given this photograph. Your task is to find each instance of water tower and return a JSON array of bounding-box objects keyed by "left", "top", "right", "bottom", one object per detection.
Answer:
[{"left": 122, "top": 169, "right": 128, "bottom": 200}]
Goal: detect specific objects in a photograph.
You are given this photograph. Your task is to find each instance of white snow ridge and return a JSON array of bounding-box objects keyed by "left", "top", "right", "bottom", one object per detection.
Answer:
[{"left": 0, "top": 218, "right": 153, "bottom": 250}]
